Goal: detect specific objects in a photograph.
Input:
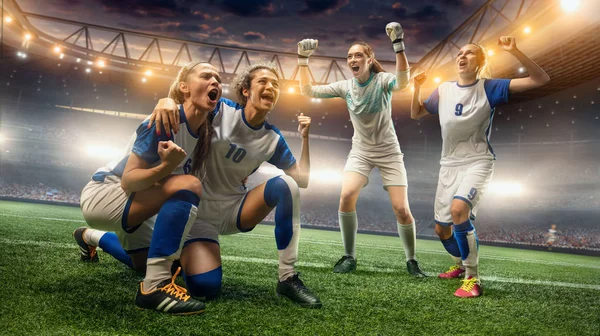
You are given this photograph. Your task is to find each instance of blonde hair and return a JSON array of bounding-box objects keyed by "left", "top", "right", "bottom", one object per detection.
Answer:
[
  {"left": 231, "top": 61, "right": 281, "bottom": 107},
  {"left": 166, "top": 61, "right": 215, "bottom": 177},
  {"left": 350, "top": 41, "right": 386, "bottom": 74},
  {"left": 168, "top": 62, "right": 211, "bottom": 104},
  {"left": 470, "top": 43, "right": 492, "bottom": 79}
]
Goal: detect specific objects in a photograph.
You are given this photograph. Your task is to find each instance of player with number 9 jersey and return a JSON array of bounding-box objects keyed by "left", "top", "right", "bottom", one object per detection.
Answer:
[{"left": 412, "top": 36, "right": 549, "bottom": 298}]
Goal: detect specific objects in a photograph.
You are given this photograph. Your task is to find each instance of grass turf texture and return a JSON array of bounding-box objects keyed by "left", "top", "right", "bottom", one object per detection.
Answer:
[{"left": 0, "top": 200, "right": 599, "bottom": 335}]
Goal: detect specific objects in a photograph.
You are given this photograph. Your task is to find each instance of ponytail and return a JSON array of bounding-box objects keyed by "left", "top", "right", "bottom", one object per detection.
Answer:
[{"left": 472, "top": 43, "right": 492, "bottom": 79}]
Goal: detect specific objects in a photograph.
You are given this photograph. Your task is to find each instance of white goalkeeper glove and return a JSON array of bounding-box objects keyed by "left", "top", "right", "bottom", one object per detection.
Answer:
[
  {"left": 297, "top": 39, "right": 318, "bottom": 66},
  {"left": 385, "top": 22, "right": 405, "bottom": 53}
]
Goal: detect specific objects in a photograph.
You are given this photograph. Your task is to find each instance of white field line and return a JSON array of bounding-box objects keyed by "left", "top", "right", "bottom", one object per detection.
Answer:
[
  {"left": 1, "top": 238, "right": 599, "bottom": 291},
  {"left": 2, "top": 212, "right": 599, "bottom": 270},
  {"left": 237, "top": 233, "right": 600, "bottom": 270}
]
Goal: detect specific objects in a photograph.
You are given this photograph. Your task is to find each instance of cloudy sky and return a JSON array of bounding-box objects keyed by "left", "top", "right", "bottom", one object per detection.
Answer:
[{"left": 16, "top": 0, "right": 487, "bottom": 62}]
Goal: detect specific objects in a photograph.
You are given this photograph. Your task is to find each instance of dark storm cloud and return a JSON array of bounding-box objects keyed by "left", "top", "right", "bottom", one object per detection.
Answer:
[
  {"left": 150, "top": 22, "right": 207, "bottom": 32},
  {"left": 439, "top": 0, "right": 472, "bottom": 7},
  {"left": 96, "top": 0, "right": 194, "bottom": 17},
  {"left": 299, "top": 0, "right": 350, "bottom": 16},
  {"left": 243, "top": 31, "right": 266, "bottom": 41},
  {"left": 214, "top": 0, "right": 278, "bottom": 17},
  {"left": 358, "top": 4, "right": 451, "bottom": 44}
]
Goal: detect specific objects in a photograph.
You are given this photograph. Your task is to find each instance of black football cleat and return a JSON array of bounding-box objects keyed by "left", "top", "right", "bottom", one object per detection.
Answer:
[
  {"left": 406, "top": 259, "right": 427, "bottom": 278},
  {"left": 276, "top": 273, "right": 322, "bottom": 309},
  {"left": 135, "top": 267, "right": 206, "bottom": 315},
  {"left": 333, "top": 255, "right": 357, "bottom": 273},
  {"left": 73, "top": 227, "right": 99, "bottom": 262}
]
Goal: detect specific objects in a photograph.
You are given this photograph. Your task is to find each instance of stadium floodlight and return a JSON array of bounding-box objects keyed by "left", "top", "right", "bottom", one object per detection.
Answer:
[
  {"left": 5, "top": 16, "right": 13, "bottom": 23},
  {"left": 53, "top": 46, "right": 61, "bottom": 53},
  {"left": 561, "top": 0, "right": 580, "bottom": 13},
  {"left": 24, "top": 33, "right": 32, "bottom": 40},
  {"left": 518, "top": 67, "right": 525, "bottom": 73},
  {"left": 223, "top": 88, "right": 229, "bottom": 94},
  {"left": 76, "top": 58, "right": 81, "bottom": 63},
  {"left": 85, "top": 144, "right": 120, "bottom": 159},
  {"left": 434, "top": 77, "right": 441, "bottom": 84},
  {"left": 311, "top": 169, "right": 343, "bottom": 184},
  {"left": 85, "top": 68, "right": 91, "bottom": 73},
  {"left": 87, "top": 61, "right": 93, "bottom": 65},
  {"left": 96, "top": 59, "right": 106, "bottom": 68},
  {"left": 141, "top": 77, "right": 147, "bottom": 83},
  {"left": 523, "top": 26, "right": 531, "bottom": 35},
  {"left": 145, "top": 70, "right": 153, "bottom": 76},
  {"left": 487, "top": 49, "right": 495, "bottom": 57},
  {"left": 288, "top": 87, "right": 295, "bottom": 94},
  {"left": 488, "top": 182, "right": 523, "bottom": 195},
  {"left": 59, "top": 53, "right": 64, "bottom": 59}
]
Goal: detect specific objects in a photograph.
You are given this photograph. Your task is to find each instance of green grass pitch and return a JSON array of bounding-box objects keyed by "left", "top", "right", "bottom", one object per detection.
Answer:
[{"left": 0, "top": 200, "right": 599, "bottom": 335}]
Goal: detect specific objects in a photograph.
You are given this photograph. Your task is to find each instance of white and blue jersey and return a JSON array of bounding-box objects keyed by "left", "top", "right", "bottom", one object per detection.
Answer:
[
  {"left": 92, "top": 105, "right": 200, "bottom": 182},
  {"left": 302, "top": 72, "right": 402, "bottom": 154},
  {"left": 424, "top": 79, "right": 511, "bottom": 167},
  {"left": 202, "top": 98, "right": 296, "bottom": 201}
]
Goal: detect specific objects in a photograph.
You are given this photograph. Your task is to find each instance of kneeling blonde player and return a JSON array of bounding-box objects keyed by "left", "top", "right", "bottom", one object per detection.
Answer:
[
  {"left": 411, "top": 36, "right": 549, "bottom": 297},
  {"left": 150, "top": 61, "right": 321, "bottom": 308},
  {"left": 296, "top": 22, "right": 426, "bottom": 277},
  {"left": 75, "top": 62, "right": 221, "bottom": 314}
]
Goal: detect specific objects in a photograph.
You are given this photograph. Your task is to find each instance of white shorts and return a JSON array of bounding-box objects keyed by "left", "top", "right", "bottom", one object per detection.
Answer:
[
  {"left": 80, "top": 175, "right": 155, "bottom": 252},
  {"left": 434, "top": 160, "right": 494, "bottom": 226},
  {"left": 344, "top": 149, "right": 408, "bottom": 189},
  {"left": 186, "top": 194, "right": 250, "bottom": 244}
]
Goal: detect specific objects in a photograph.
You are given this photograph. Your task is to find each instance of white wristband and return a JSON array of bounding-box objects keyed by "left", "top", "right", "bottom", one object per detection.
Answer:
[
  {"left": 393, "top": 41, "right": 405, "bottom": 53},
  {"left": 298, "top": 57, "right": 309, "bottom": 66}
]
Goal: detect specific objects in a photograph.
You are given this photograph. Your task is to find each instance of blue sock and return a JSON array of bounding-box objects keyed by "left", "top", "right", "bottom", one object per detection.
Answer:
[
  {"left": 98, "top": 232, "right": 133, "bottom": 269},
  {"left": 454, "top": 220, "right": 475, "bottom": 260},
  {"left": 144, "top": 190, "right": 200, "bottom": 291},
  {"left": 440, "top": 232, "right": 462, "bottom": 258},
  {"left": 185, "top": 266, "right": 223, "bottom": 300},
  {"left": 148, "top": 190, "right": 200, "bottom": 259},
  {"left": 264, "top": 176, "right": 294, "bottom": 250}
]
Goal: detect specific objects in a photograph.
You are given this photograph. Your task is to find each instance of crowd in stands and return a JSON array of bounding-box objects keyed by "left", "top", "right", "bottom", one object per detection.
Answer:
[
  {"left": 1, "top": 102, "right": 599, "bottom": 251},
  {"left": 0, "top": 182, "right": 80, "bottom": 204},
  {"left": 2, "top": 178, "right": 599, "bottom": 250},
  {"left": 477, "top": 226, "right": 600, "bottom": 250}
]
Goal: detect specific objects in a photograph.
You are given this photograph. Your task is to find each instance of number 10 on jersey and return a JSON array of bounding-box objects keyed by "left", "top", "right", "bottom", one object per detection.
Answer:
[{"left": 225, "top": 143, "right": 247, "bottom": 163}]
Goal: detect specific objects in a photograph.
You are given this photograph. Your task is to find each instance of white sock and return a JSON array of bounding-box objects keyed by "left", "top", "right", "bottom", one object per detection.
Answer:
[
  {"left": 143, "top": 201, "right": 198, "bottom": 292},
  {"left": 143, "top": 258, "right": 174, "bottom": 292},
  {"left": 463, "top": 231, "right": 479, "bottom": 278},
  {"left": 338, "top": 211, "right": 358, "bottom": 258},
  {"left": 451, "top": 256, "right": 464, "bottom": 269},
  {"left": 278, "top": 220, "right": 299, "bottom": 281},
  {"left": 397, "top": 222, "right": 416, "bottom": 261},
  {"left": 83, "top": 228, "right": 106, "bottom": 247}
]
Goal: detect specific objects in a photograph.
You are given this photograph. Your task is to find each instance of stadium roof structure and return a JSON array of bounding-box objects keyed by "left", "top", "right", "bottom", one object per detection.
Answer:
[
  {"left": 412, "top": 0, "right": 600, "bottom": 102},
  {"left": 1, "top": 0, "right": 599, "bottom": 103}
]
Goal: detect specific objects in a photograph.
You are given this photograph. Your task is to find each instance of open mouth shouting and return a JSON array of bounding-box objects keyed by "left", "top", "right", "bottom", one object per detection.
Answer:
[
  {"left": 458, "top": 59, "right": 467, "bottom": 69},
  {"left": 261, "top": 91, "right": 275, "bottom": 105},
  {"left": 350, "top": 64, "right": 360, "bottom": 76},
  {"left": 207, "top": 88, "right": 220, "bottom": 103}
]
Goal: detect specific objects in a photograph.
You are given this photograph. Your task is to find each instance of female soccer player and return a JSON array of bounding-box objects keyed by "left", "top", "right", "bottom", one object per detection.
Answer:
[
  {"left": 411, "top": 36, "right": 550, "bottom": 297},
  {"left": 146, "top": 61, "right": 321, "bottom": 308},
  {"left": 296, "top": 22, "right": 426, "bottom": 277},
  {"left": 75, "top": 62, "right": 221, "bottom": 314}
]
